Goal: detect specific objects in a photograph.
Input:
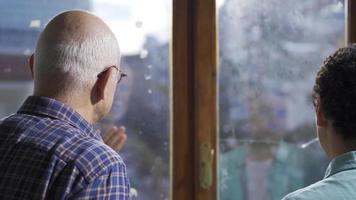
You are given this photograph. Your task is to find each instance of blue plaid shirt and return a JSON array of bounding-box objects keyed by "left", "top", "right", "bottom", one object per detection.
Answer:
[{"left": 0, "top": 96, "right": 130, "bottom": 199}]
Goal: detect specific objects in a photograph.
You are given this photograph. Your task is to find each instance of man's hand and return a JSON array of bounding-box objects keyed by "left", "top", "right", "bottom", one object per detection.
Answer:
[{"left": 103, "top": 126, "right": 127, "bottom": 152}]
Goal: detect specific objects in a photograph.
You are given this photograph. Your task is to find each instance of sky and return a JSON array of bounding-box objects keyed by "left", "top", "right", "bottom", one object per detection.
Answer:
[
  {"left": 217, "top": 0, "right": 226, "bottom": 7},
  {"left": 92, "top": 0, "right": 225, "bottom": 55},
  {"left": 92, "top": 0, "right": 172, "bottom": 55}
]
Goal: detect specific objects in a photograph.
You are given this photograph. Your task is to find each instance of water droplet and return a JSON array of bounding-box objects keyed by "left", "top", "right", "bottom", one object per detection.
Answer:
[
  {"left": 145, "top": 75, "right": 152, "bottom": 80},
  {"left": 163, "top": 141, "right": 169, "bottom": 151},
  {"left": 4, "top": 67, "right": 11, "bottom": 73},
  {"left": 140, "top": 49, "right": 148, "bottom": 59},
  {"left": 150, "top": 165, "right": 155, "bottom": 172},
  {"left": 129, "top": 188, "right": 138, "bottom": 198},
  {"left": 30, "top": 20, "right": 41, "bottom": 28},
  {"left": 148, "top": 89, "right": 152, "bottom": 94},
  {"left": 24, "top": 49, "right": 31, "bottom": 56},
  {"left": 135, "top": 21, "right": 143, "bottom": 28}
]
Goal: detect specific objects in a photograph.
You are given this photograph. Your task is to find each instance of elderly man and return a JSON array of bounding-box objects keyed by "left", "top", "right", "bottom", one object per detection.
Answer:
[
  {"left": 0, "top": 11, "right": 130, "bottom": 199},
  {"left": 282, "top": 44, "right": 356, "bottom": 199}
]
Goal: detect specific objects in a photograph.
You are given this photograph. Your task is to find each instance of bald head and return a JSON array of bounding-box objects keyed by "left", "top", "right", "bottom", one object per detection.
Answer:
[
  {"left": 38, "top": 10, "right": 114, "bottom": 46},
  {"left": 33, "top": 10, "right": 120, "bottom": 97}
]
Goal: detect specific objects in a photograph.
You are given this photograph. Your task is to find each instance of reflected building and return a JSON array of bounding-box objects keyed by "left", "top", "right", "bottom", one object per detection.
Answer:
[
  {"left": 0, "top": 0, "right": 92, "bottom": 80},
  {"left": 0, "top": 0, "right": 92, "bottom": 116}
]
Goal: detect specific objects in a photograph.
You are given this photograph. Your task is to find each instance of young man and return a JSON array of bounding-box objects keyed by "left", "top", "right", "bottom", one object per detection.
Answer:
[
  {"left": 0, "top": 11, "right": 130, "bottom": 199},
  {"left": 283, "top": 44, "right": 356, "bottom": 199}
]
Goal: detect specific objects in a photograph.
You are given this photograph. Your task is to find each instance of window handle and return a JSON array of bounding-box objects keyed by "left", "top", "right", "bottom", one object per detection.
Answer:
[{"left": 199, "top": 142, "right": 214, "bottom": 189}]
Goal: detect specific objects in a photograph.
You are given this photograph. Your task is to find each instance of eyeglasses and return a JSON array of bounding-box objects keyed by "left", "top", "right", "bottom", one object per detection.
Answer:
[{"left": 97, "top": 65, "right": 127, "bottom": 83}]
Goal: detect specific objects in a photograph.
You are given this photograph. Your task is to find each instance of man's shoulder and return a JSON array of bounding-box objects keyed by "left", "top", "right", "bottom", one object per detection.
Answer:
[
  {"left": 282, "top": 180, "right": 326, "bottom": 200},
  {"left": 282, "top": 176, "right": 351, "bottom": 200},
  {"left": 1, "top": 113, "right": 125, "bottom": 182},
  {"left": 68, "top": 136, "right": 126, "bottom": 181},
  {"left": 39, "top": 121, "right": 125, "bottom": 182},
  {"left": 38, "top": 120, "right": 125, "bottom": 181}
]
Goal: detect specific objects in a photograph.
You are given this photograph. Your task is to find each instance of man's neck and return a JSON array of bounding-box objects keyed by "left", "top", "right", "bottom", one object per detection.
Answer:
[
  {"left": 34, "top": 92, "right": 96, "bottom": 124},
  {"left": 328, "top": 133, "right": 356, "bottom": 159}
]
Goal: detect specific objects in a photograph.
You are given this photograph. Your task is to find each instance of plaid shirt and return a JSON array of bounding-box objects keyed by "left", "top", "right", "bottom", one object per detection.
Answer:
[{"left": 0, "top": 96, "right": 130, "bottom": 200}]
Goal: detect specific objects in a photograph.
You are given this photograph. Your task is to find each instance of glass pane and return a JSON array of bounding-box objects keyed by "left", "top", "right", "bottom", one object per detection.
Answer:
[
  {"left": 0, "top": 1, "right": 171, "bottom": 200},
  {"left": 218, "top": 0, "right": 344, "bottom": 200}
]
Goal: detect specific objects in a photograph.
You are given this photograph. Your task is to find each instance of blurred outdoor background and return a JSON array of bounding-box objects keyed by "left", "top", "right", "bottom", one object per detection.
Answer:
[
  {"left": 0, "top": 0, "right": 346, "bottom": 199},
  {"left": 0, "top": 1, "right": 171, "bottom": 200},
  {"left": 218, "top": 0, "right": 345, "bottom": 200}
]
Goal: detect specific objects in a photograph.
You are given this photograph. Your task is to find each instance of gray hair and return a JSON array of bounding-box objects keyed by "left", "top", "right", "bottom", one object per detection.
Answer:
[{"left": 34, "top": 17, "right": 120, "bottom": 95}]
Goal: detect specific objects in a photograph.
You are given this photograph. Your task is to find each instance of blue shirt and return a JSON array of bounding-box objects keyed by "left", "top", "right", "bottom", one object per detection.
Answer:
[
  {"left": 0, "top": 96, "right": 130, "bottom": 200},
  {"left": 282, "top": 151, "right": 356, "bottom": 200}
]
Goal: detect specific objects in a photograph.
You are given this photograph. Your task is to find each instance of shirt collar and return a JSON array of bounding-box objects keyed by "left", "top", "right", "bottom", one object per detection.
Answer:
[
  {"left": 17, "top": 96, "right": 102, "bottom": 141},
  {"left": 324, "top": 151, "right": 356, "bottom": 179}
]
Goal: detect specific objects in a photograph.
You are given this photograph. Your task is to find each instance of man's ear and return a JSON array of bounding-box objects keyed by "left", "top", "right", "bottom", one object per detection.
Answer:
[
  {"left": 316, "top": 103, "right": 328, "bottom": 127},
  {"left": 94, "top": 69, "right": 112, "bottom": 101},
  {"left": 29, "top": 54, "right": 34, "bottom": 78}
]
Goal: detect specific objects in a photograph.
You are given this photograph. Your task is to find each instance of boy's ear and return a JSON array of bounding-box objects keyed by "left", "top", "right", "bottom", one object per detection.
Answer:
[{"left": 316, "top": 101, "right": 328, "bottom": 127}]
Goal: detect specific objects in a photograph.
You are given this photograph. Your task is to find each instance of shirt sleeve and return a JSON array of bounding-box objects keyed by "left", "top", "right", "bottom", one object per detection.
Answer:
[
  {"left": 70, "top": 162, "right": 130, "bottom": 200},
  {"left": 281, "top": 192, "right": 305, "bottom": 200}
]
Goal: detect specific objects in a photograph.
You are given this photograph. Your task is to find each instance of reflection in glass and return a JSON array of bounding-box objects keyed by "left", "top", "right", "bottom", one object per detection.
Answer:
[
  {"left": 0, "top": 1, "right": 171, "bottom": 200},
  {"left": 218, "top": 0, "right": 344, "bottom": 200}
]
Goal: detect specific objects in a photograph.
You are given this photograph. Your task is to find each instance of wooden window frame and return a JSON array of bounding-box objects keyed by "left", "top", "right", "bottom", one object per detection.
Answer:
[
  {"left": 171, "top": 0, "right": 217, "bottom": 200},
  {"left": 171, "top": 0, "right": 356, "bottom": 199},
  {"left": 347, "top": 0, "right": 356, "bottom": 44}
]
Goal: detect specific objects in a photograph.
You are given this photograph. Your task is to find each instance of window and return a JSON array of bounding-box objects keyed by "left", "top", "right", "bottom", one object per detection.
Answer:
[
  {"left": 0, "top": 1, "right": 171, "bottom": 200},
  {"left": 2, "top": 0, "right": 356, "bottom": 200},
  {"left": 218, "top": 0, "right": 345, "bottom": 200}
]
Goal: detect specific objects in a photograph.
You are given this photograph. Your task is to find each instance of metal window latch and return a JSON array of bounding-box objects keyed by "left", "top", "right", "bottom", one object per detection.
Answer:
[{"left": 199, "top": 142, "right": 214, "bottom": 189}]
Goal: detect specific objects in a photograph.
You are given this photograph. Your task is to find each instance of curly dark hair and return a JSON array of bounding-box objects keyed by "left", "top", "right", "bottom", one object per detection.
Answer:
[{"left": 313, "top": 44, "right": 356, "bottom": 139}]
